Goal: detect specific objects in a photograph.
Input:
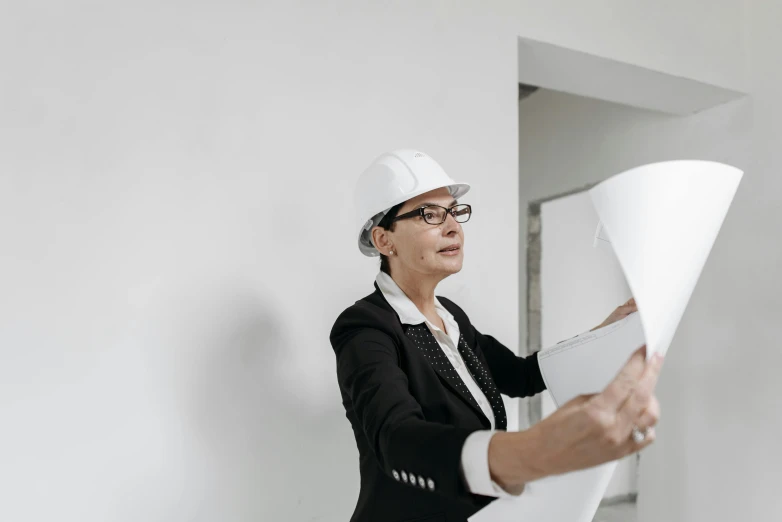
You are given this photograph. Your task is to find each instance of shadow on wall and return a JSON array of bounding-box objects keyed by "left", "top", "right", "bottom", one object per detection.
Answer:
[{"left": 128, "top": 287, "right": 354, "bottom": 521}]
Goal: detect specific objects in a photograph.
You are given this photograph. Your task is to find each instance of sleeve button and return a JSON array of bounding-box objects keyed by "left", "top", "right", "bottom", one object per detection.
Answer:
[
  {"left": 427, "top": 478, "right": 436, "bottom": 491},
  {"left": 392, "top": 470, "right": 400, "bottom": 481}
]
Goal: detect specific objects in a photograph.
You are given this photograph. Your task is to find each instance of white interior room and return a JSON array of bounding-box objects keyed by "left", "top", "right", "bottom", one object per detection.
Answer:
[{"left": 1, "top": 2, "right": 779, "bottom": 522}]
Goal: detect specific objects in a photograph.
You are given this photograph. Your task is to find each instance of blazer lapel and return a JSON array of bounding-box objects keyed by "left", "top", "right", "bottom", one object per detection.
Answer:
[
  {"left": 404, "top": 323, "right": 489, "bottom": 425},
  {"left": 456, "top": 333, "right": 507, "bottom": 430}
]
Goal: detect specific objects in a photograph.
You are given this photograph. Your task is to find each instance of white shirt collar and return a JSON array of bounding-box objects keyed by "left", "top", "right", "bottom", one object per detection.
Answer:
[{"left": 375, "top": 271, "right": 455, "bottom": 327}]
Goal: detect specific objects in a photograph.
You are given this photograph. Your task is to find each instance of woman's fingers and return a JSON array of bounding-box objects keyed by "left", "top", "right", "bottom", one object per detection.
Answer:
[
  {"left": 536, "top": 350, "right": 662, "bottom": 476},
  {"left": 534, "top": 338, "right": 664, "bottom": 477},
  {"left": 592, "top": 299, "right": 638, "bottom": 332},
  {"left": 594, "top": 346, "right": 647, "bottom": 411},
  {"left": 591, "top": 346, "right": 662, "bottom": 456},
  {"left": 616, "top": 352, "right": 664, "bottom": 429},
  {"left": 635, "top": 396, "right": 661, "bottom": 430}
]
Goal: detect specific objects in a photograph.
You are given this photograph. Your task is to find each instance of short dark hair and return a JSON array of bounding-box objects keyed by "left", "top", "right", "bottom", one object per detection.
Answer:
[{"left": 377, "top": 201, "right": 405, "bottom": 275}]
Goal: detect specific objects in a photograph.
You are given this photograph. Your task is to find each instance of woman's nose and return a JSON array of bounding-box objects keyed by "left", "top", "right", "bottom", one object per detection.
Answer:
[{"left": 442, "top": 212, "right": 461, "bottom": 233}]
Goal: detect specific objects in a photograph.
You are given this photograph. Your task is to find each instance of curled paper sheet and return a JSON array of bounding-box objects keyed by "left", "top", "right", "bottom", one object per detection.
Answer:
[{"left": 469, "top": 160, "right": 743, "bottom": 522}]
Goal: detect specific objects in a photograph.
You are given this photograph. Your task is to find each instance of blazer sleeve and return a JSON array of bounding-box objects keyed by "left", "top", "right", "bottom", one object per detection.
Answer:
[
  {"left": 471, "top": 326, "right": 547, "bottom": 398},
  {"left": 334, "top": 327, "right": 479, "bottom": 499},
  {"left": 437, "top": 296, "right": 546, "bottom": 399}
]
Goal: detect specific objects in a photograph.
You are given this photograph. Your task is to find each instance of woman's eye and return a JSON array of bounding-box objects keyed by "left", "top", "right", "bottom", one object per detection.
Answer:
[{"left": 424, "top": 213, "right": 434, "bottom": 220}]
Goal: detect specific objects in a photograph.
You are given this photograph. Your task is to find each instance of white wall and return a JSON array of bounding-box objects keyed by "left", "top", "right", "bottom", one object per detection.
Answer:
[
  {"left": 0, "top": 1, "right": 753, "bottom": 521},
  {"left": 519, "top": 9, "right": 782, "bottom": 514},
  {"left": 512, "top": 0, "right": 747, "bottom": 92},
  {"left": 540, "top": 192, "right": 636, "bottom": 499}
]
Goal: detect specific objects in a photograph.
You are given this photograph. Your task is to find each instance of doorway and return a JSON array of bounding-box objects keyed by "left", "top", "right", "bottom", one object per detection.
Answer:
[{"left": 526, "top": 186, "right": 640, "bottom": 519}]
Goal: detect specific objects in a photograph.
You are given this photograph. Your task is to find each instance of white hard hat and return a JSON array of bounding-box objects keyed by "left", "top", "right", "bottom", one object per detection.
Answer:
[{"left": 354, "top": 150, "right": 470, "bottom": 257}]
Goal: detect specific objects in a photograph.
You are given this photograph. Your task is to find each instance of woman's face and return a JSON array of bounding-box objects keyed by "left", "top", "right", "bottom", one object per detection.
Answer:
[{"left": 375, "top": 187, "right": 465, "bottom": 278}]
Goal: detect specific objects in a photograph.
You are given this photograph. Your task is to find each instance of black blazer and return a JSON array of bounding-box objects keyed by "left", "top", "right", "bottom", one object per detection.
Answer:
[{"left": 329, "top": 283, "right": 546, "bottom": 522}]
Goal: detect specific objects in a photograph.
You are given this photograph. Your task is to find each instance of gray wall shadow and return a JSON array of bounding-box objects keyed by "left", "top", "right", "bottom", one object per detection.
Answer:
[{"left": 185, "top": 290, "right": 358, "bottom": 521}]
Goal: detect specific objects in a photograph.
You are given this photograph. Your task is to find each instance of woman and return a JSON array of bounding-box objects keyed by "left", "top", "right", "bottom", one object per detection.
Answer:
[{"left": 330, "top": 150, "right": 662, "bottom": 522}]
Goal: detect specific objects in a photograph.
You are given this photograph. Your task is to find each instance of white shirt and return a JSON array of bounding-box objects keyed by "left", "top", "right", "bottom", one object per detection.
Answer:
[{"left": 375, "top": 271, "right": 518, "bottom": 498}]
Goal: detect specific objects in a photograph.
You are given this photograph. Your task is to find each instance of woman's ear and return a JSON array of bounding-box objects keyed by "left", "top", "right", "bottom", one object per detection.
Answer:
[{"left": 371, "top": 226, "right": 391, "bottom": 254}]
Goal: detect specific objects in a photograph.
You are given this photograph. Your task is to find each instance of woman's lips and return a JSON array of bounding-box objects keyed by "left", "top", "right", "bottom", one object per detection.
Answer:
[{"left": 438, "top": 246, "right": 461, "bottom": 255}]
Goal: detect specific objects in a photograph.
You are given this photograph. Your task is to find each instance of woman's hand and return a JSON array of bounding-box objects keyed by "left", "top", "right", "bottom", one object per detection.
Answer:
[
  {"left": 591, "top": 298, "right": 637, "bottom": 331},
  {"left": 488, "top": 346, "right": 662, "bottom": 490}
]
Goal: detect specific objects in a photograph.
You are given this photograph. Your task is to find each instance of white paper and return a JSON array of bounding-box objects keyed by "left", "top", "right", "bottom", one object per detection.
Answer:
[
  {"left": 590, "top": 160, "right": 742, "bottom": 359},
  {"left": 469, "top": 160, "right": 742, "bottom": 522},
  {"left": 593, "top": 220, "right": 612, "bottom": 251},
  {"left": 539, "top": 312, "right": 645, "bottom": 407}
]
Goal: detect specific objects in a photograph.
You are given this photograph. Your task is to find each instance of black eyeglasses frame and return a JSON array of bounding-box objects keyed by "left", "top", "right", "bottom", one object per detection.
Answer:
[{"left": 390, "top": 203, "right": 472, "bottom": 226}]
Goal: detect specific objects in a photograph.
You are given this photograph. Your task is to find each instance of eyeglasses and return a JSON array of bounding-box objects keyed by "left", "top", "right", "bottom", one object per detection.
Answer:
[{"left": 391, "top": 204, "right": 472, "bottom": 225}]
